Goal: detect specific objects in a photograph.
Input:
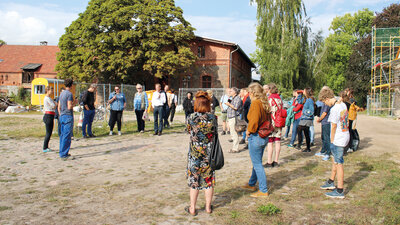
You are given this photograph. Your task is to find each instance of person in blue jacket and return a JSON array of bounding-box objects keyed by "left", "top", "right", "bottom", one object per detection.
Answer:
[
  {"left": 108, "top": 86, "right": 126, "bottom": 135},
  {"left": 297, "top": 87, "right": 314, "bottom": 152}
]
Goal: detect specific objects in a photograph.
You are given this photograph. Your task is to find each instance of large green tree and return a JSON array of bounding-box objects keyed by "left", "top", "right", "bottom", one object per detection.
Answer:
[
  {"left": 317, "top": 9, "right": 374, "bottom": 94},
  {"left": 346, "top": 4, "right": 400, "bottom": 106},
  {"left": 56, "top": 0, "right": 196, "bottom": 83},
  {"left": 0, "top": 40, "right": 6, "bottom": 45},
  {"left": 251, "top": 0, "right": 306, "bottom": 92}
]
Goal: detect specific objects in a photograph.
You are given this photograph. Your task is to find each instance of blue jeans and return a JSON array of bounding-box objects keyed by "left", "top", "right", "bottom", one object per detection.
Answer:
[
  {"left": 242, "top": 131, "right": 246, "bottom": 141},
  {"left": 321, "top": 124, "right": 331, "bottom": 155},
  {"left": 290, "top": 118, "right": 300, "bottom": 145},
  {"left": 153, "top": 106, "right": 164, "bottom": 133},
  {"left": 310, "top": 125, "right": 315, "bottom": 143},
  {"left": 248, "top": 133, "right": 268, "bottom": 193},
  {"left": 82, "top": 109, "right": 95, "bottom": 136},
  {"left": 59, "top": 114, "right": 73, "bottom": 158},
  {"left": 284, "top": 124, "right": 291, "bottom": 138}
]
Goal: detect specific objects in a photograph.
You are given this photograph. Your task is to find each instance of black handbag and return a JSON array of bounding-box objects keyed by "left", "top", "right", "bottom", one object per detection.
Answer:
[{"left": 209, "top": 133, "right": 224, "bottom": 171}]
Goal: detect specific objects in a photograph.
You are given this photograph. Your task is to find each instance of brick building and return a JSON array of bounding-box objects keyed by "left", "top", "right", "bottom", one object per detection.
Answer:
[
  {"left": 0, "top": 44, "right": 59, "bottom": 90},
  {"left": 168, "top": 36, "right": 255, "bottom": 90},
  {"left": 0, "top": 36, "right": 254, "bottom": 92}
]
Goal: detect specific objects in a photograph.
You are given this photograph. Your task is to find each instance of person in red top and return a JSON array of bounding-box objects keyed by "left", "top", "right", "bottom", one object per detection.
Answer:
[
  {"left": 264, "top": 83, "right": 284, "bottom": 167},
  {"left": 288, "top": 90, "right": 304, "bottom": 147}
]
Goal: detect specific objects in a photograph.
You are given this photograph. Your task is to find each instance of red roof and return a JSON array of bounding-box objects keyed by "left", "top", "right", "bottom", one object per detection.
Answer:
[{"left": 0, "top": 45, "right": 60, "bottom": 74}]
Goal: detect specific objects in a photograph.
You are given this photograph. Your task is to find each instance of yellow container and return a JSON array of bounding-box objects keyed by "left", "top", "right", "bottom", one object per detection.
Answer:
[{"left": 31, "top": 78, "right": 76, "bottom": 105}]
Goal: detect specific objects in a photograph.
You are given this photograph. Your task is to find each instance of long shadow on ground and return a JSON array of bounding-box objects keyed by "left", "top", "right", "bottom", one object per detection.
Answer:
[{"left": 74, "top": 144, "right": 147, "bottom": 159}]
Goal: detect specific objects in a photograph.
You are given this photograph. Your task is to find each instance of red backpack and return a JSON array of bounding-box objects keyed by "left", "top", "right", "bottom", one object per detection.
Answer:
[{"left": 271, "top": 98, "right": 287, "bottom": 128}]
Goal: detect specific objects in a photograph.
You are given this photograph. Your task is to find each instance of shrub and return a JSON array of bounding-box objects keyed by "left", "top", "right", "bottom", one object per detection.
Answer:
[{"left": 257, "top": 203, "right": 282, "bottom": 216}]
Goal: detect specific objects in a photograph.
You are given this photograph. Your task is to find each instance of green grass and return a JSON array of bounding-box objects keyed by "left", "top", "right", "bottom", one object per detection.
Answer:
[
  {"left": 257, "top": 203, "right": 282, "bottom": 216},
  {"left": 0, "top": 206, "right": 12, "bottom": 211}
]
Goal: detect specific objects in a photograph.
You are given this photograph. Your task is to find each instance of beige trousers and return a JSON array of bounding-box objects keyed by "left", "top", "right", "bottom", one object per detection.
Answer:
[{"left": 228, "top": 118, "right": 240, "bottom": 151}]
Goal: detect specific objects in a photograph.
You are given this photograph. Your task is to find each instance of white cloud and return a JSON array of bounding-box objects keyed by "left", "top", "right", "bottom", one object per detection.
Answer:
[
  {"left": 0, "top": 3, "right": 77, "bottom": 45},
  {"left": 185, "top": 15, "right": 257, "bottom": 55}
]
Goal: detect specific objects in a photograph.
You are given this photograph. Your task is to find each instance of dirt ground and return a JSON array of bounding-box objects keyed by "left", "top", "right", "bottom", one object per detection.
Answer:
[{"left": 0, "top": 113, "right": 399, "bottom": 224}]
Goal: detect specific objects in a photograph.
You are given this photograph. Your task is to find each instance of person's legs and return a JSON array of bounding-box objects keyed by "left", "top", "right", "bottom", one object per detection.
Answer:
[
  {"left": 322, "top": 124, "right": 331, "bottom": 155},
  {"left": 204, "top": 187, "right": 214, "bottom": 212},
  {"left": 59, "top": 115, "right": 73, "bottom": 158},
  {"left": 87, "top": 109, "right": 95, "bottom": 136},
  {"left": 170, "top": 104, "right": 176, "bottom": 122},
  {"left": 158, "top": 106, "right": 164, "bottom": 133},
  {"left": 248, "top": 134, "right": 268, "bottom": 193},
  {"left": 82, "top": 110, "right": 89, "bottom": 136},
  {"left": 284, "top": 124, "right": 291, "bottom": 138},
  {"left": 274, "top": 140, "right": 281, "bottom": 163},
  {"left": 297, "top": 125, "right": 304, "bottom": 147},
  {"left": 116, "top": 111, "right": 123, "bottom": 131},
  {"left": 221, "top": 113, "right": 227, "bottom": 132},
  {"left": 267, "top": 142, "right": 273, "bottom": 164},
  {"left": 57, "top": 118, "right": 61, "bottom": 137},
  {"left": 43, "top": 115, "right": 53, "bottom": 150},
  {"left": 109, "top": 110, "right": 117, "bottom": 132},
  {"left": 304, "top": 126, "right": 311, "bottom": 150},
  {"left": 163, "top": 106, "right": 170, "bottom": 127},
  {"left": 153, "top": 107, "right": 159, "bottom": 133},
  {"left": 348, "top": 120, "right": 354, "bottom": 150},
  {"left": 290, "top": 118, "right": 300, "bottom": 145},
  {"left": 135, "top": 110, "right": 144, "bottom": 131},
  {"left": 189, "top": 188, "right": 199, "bottom": 214},
  {"left": 228, "top": 118, "right": 239, "bottom": 151},
  {"left": 310, "top": 125, "right": 315, "bottom": 144}
]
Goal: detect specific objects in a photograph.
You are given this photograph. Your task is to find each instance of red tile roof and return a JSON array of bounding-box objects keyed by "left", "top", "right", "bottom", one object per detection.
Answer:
[{"left": 0, "top": 45, "right": 59, "bottom": 74}]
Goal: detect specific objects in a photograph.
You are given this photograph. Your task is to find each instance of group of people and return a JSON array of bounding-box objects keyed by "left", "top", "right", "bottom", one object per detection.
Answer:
[{"left": 185, "top": 82, "right": 362, "bottom": 215}]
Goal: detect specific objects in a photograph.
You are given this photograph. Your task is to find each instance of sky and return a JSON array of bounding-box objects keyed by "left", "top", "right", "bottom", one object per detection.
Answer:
[{"left": 0, "top": 0, "right": 398, "bottom": 56}]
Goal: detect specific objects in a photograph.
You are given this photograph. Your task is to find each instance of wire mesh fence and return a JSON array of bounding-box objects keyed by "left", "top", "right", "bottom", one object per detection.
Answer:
[
  {"left": 367, "top": 93, "right": 396, "bottom": 116},
  {"left": 177, "top": 88, "right": 226, "bottom": 105}
]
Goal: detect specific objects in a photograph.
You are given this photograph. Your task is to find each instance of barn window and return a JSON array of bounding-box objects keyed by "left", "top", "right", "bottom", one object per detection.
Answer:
[
  {"left": 5, "top": 75, "right": 8, "bottom": 81},
  {"left": 0, "top": 75, "right": 3, "bottom": 80},
  {"left": 34, "top": 85, "right": 46, "bottom": 95},
  {"left": 198, "top": 46, "right": 205, "bottom": 58},
  {"left": 202, "top": 75, "right": 211, "bottom": 88}
]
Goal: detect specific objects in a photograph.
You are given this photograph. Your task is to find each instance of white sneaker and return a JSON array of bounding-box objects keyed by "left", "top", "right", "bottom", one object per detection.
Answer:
[
  {"left": 109, "top": 131, "right": 113, "bottom": 136},
  {"left": 118, "top": 131, "right": 122, "bottom": 136}
]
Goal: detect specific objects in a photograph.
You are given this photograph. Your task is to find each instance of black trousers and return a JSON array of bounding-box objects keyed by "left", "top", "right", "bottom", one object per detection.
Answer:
[
  {"left": 169, "top": 103, "right": 176, "bottom": 122},
  {"left": 297, "top": 125, "right": 311, "bottom": 150},
  {"left": 43, "top": 114, "right": 54, "bottom": 150},
  {"left": 135, "top": 110, "right": 145, "bottom": 132},
  {"left": 109, "top": 110, "right": 123, "bottom": 131},
  {"left": 163, "top": 105, "right": 170, "bottom": 127}
]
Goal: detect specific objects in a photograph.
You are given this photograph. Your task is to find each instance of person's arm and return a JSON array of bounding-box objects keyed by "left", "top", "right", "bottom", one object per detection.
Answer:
[
  {"left": 58, "top": 100, "right": 61, "bottom": 113},
  {"left": 82, "top": 92, "right": 90, "bottom": 110},
  {"left": 144, "top": 93, "right": 149, "bottom": 112},
  {"left": 108, "top": 93, "right": 116, "bottom": 104},
  {"left": 330, "top": 123, "right": 337, "bottom": 143},
  {"left": 293, "top": 103, "right": 303, "bottom": 112},
  {"left": 317, "top": 112, "right": 327, "bottom": 123},
  {"left": 123, "top": 94, "right": 127, "bottom": 109}
]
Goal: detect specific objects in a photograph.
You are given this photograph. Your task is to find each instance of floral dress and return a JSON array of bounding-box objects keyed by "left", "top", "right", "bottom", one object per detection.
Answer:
[{"left": 186, "top": 112, "right": 217, "bottom": 190}]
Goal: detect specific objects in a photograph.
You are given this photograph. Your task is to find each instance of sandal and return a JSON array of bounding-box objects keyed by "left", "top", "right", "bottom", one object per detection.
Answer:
[{"left": 184, "top": 206, "right": 197, "bottom": 216}]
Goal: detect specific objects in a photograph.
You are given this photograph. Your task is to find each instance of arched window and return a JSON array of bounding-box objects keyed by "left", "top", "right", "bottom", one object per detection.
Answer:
[
  {"left": 202, "top": 75, "right": 211, "bottom": 88},
  {"left": 0, "top": 75, "right": 3, "bottom": 80}
]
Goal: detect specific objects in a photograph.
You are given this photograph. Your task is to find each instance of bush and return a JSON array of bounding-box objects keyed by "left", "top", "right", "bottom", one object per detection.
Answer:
[{"left": 257, "top": 203, "right": 282, "bottom": 216}]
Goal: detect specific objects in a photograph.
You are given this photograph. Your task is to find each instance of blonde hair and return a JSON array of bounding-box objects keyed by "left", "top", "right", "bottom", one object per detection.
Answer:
[
  {"left": 318, "top": 86, "right": 334, "bottom": 102},
  {"left": 248, "top": 82, "right": 270, "bottom": 113}
]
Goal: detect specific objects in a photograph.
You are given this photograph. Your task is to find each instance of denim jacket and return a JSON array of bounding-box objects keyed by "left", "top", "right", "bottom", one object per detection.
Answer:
[
  {"left": 109, "top": 92, "right": 126, "bottom": 111},
  {"left": 300, "top": 98, "right": 314, "bottom": 120}
]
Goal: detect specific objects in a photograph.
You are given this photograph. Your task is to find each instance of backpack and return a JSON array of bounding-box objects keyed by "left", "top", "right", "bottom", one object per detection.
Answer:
[
  {"left": 314, "top": 104, "right": 321, "bottom": 117},
  {"left": 271, "top": 98, "right": 287, "bottom": 128}
]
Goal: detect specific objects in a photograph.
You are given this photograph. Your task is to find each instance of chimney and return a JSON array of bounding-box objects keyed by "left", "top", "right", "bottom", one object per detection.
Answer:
[{"left": 40, "top": 41, "right": 48, "bottom": 46}]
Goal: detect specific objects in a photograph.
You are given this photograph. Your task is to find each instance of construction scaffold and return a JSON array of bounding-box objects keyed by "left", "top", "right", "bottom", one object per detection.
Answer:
[{"left": 370, "top": 26, "right": 400, "bottom": 116}]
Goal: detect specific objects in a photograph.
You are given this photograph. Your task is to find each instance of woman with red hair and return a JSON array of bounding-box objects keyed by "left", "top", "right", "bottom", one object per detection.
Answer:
[{"left": 185, "top": 91, "right": 218, "bottom": 215}]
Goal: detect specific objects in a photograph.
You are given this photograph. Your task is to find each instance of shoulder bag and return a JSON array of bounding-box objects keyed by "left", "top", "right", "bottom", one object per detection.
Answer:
[
  {"left": 258, "top": 113, "right": 274, "bottom": 138},
  {"left": 209, "top": 132, "right": 224, "bottom": 171},
  {"left": 271, "top": 98, "right": 287, "bottom": 128}
]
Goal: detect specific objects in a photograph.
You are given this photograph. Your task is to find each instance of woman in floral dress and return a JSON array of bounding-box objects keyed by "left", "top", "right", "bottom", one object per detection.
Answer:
[{"left": 186, "top": 91, "right": 217, "bottom": 215}]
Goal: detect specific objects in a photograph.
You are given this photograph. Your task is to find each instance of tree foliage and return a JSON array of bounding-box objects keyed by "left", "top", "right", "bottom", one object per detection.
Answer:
[
  {"left": 251, "top": 0, "right": 307, "bottom": 93},
  {"left": 346, "top": 4, "right": 400, "bottom": 106},
  {"left": 316, "top": 9, "right": 374, "bottom": 94},
  {"left": 56, "top": 0, "right": 196, "bottom": 83},
  {"left": 0, "top": 39, "right": 6, "bottom": 46}
]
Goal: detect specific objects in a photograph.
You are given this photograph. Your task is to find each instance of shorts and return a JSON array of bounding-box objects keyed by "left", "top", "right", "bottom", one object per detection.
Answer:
[
  {"left": 221, "top": 112, "right": 227, "bottom": 122},
  {"left": 330, "top": 143, "right": 344, "bottom": 164},
  {"left": 268, "top": 137, "right": 281, "bottom": 143}
]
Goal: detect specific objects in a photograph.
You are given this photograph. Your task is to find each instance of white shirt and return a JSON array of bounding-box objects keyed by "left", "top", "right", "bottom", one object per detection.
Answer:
[
  {"left": 152, "top": 91, "right": 166, "bottom": 107},
  {"left": 328, "top": 102, "right": 350, "bottom": 147},
  {"left": 43, "top": 96, "right": 56, "bottom": 112}
]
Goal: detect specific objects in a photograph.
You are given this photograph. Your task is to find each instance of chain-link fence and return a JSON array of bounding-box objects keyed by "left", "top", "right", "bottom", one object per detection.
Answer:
[{"left": 178, "top": 88, "right": 225, "bottom": 105}]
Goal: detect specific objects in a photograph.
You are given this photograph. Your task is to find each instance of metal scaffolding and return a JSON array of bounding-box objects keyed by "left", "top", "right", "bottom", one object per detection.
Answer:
[{"left": 370, "top": 26, "right": 400, "bottom": 116}]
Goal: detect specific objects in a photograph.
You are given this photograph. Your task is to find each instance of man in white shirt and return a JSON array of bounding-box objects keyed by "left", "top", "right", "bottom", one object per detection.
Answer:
[
  {"left": 319, "top": 87, "right": 349, "bottom": 199},
  {"left": 152, "top": 83, "right": 166, "bottom": 136}
]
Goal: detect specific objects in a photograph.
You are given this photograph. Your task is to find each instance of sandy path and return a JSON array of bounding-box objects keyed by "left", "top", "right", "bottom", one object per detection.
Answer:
[{"left": 0, "top": 114, "right": 399, "bottom": 224}]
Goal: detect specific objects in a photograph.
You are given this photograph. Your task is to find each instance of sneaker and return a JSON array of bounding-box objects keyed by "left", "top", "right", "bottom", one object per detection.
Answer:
[
  {"left": 287, "top": 144, "right": 294, "bottom": 148},
  {"left": 320, "top": 181, "right": 335, "bottom": 190},
  {"left": 244, "top": 144, "right": 248, "bottom": 149},
  {"left": 109, "top": 131, "right": 113, "bottom": 136},
  {"left": 272, "top": 161, "right": 279, "bottom": 167},
  {"left": 263, "top": 163, "right": 273, "bottom": 168},
  {"left": 347, "top": 149, "right": 354, "bottom": 153},
  {"left": 241, "top": 184, "right": 257, "bottom": 192},
  {"left": 82, "top": 135, "right": 89, "bottom": 139},
  {"left": 221, "top": 131, "right": 226, "bottom": 135},
  {"left": 140, "top": 130, "right": 144, "bottom": 133},
  {"left": 302, "top": 149, "right": 311, "bottom": 153},
  {"left": 239, "top": 139, "right": 245, "bottom": 144},
  {"left": 325, "top": 189, "right": 345, "bottom": 199},
  {"left": 61, "top": 155, "right": 75, "bottom": 161},
  {"left": 89, "top": 134, "right": 96, "bottom": 138},
  {"left": 153, "top": 132, "right": 158, "bottom": 136},
  {"left": 42, "top": 148, "right": 50, "bottom": 153},
  {"left": 250, "top": 191, "right": 269, "bottom": 198},
  {"left": 158, "top": 132, "right": 162, "bottom": 136},
  {"left": 295, "top": 146, "right": 302, "bottom": 150},
  {"left": 118, "top": 131, "right": 122, "bottom": 136},
  {"left": 311, "top": 142, "right": 315, "bottom": 147},
  {"left": 315, "top": 152, "right": 324, "bottom": 157},
  {"left": 322, "top": 155, "right": 330, "bottom": 161},
  {"left": 227, "top": 131, "right": 230, "bottom": 135}
]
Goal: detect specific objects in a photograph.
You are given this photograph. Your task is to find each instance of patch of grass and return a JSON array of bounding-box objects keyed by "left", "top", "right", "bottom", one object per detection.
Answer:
[
  {"left": 0, "top": 178, "right": 18, "bottom": 182},
  {"left": 257, "top": 203, "right": 282, "bottom": 216},
  {"left": 230, "top": 210, "right": 240, "bottom": 219},
  {"left": 0, "top": 206, "right": 12, "bottom": 211},
  {"left": 57, "top": 169, "right": 64, "bottom": 173}
]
